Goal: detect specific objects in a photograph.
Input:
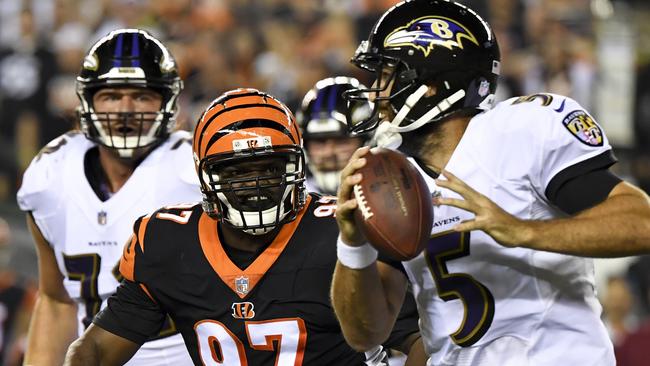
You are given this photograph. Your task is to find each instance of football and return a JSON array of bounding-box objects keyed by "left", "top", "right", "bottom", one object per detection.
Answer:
[{"left": 353, "top": 148, "right": 433, "bottom": 261}]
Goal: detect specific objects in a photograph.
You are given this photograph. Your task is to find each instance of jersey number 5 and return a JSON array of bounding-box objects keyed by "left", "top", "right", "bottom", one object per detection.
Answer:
[
  {"left": 195, "top": 318, "right": 307, "bottom": 366},
  {"left": 425, "top": 232, "right": 495, "bottom": 347}
]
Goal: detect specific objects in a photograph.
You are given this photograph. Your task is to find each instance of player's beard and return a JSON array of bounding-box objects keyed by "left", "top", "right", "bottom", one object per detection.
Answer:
[
  {"left": 398, "top": 121, "right": 443, "bottom": 161},
  {"left": 398, "top": 109, "right": 480, "bottom": 162}
]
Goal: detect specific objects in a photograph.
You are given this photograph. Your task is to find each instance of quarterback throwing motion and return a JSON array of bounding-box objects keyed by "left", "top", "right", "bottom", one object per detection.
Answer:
[{"left": 331, "top": 1, "right": 650, "bottom": 366}]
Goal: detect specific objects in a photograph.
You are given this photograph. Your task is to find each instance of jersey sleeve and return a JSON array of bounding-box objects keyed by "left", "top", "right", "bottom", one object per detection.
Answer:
[
  {"left": 92, "top": 279, "right": 165, "bottom": 345},
  {"left": 169, "top": 131, "right": 201, "bottom": 187},
  {"left": 119, "top": 214, "right": 152, "bottom": 282},
  {"left": 16, "top": 135, "right": 70, "bottom": 243},
  {"left": 533, "top": 97, "right": 615, "bottom": 196}
]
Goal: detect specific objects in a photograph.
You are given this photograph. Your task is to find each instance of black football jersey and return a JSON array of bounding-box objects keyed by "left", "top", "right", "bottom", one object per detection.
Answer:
[{"left": 95, "top": 194, "right": 419, "bottom": 365}]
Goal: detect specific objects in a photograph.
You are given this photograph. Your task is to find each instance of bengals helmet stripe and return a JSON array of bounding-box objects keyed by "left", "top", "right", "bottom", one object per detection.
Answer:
[
  {"left": 203, "top": 120, "right": 295, "bottom": 156},
  {"left": 193, "top": 92, "right": 300, "bottom": 160},
  {"left": 196, "top": 105, "right": 296, "bottom": 147}
]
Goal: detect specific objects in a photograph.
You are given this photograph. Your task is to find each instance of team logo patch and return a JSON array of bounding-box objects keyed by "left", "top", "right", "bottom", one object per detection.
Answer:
[
  {"left": 384, "top": 16, "right": 479, "bottom": 56},
  {"left": 562, "top": 110, "right": 603, "bottom": 146},
  {"left": 235, "top": 276, "right": 249, "bottom": 295},
  {"left": 231, "top": 302, "right": 255, "bottom": 319}
]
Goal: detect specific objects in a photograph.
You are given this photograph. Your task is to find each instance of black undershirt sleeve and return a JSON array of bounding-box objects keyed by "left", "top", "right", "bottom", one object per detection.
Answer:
[
  {"left": 545, "top": 150, "right": 621, "bottom": 215},
  {"left": 93, "top": 279, "right": 165, "bottom": 345}
]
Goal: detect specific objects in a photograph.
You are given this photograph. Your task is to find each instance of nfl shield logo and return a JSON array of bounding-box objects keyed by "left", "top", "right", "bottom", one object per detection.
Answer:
[
  {"left": 235, "top": 276, "right": 249, "bottom": 295},
  {"left": 97, "top": 211, "right": 107, "bottom": 225}
]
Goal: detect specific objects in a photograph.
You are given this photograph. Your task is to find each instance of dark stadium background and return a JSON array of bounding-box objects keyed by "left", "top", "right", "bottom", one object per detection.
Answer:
[{"left": 0, "top": 0, "right": 649, "bottom": 364}]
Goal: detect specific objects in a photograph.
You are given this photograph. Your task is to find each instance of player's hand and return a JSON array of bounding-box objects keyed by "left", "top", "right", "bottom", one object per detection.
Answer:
[
  {"left": 433, "top": 170, "right": 533, "bottom": 248},
  {"left": 336, "top": 146, "right": 371, "bottom": 246}
]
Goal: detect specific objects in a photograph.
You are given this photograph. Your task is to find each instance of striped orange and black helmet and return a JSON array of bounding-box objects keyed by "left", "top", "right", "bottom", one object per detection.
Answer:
[{"left": 192, "top": 88, "right": 306, "bottom": 234}]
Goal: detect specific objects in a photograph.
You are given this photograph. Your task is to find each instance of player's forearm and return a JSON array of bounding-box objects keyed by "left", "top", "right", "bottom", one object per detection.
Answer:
[
  {"left": 64, "top": 337, "right": 102, "bottom": 366},
  {"left": 64, "top": 323, "right": 141, "bottom": 366},
  {"left": 522, "top": 183, "right": 650, "bottom": 257},
  {"left": 404, "top": 335, "right": 427, "bottom": 366},
  {"left": 24, "top": 295, "right": 78, "bottom": 365},
  {"left": 331, "top": 262, "right": 396, "bottom": 351}
]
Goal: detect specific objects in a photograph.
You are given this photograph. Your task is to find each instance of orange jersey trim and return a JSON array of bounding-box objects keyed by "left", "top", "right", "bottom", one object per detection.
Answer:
[
  {"left": 137, "top": 215, "right": 151, "bottom": 252},
  {"left": 139, "top": 283, "right": 157, "bottom": 303},
  {"left": 198, "top": 196, "right": 312, "bottom": 299},
  {"left": 119, "top": 214, "right": 152, "bottom": 282},
  {"left": 119, "top": 234, "right": 137, "bottom": 281}
]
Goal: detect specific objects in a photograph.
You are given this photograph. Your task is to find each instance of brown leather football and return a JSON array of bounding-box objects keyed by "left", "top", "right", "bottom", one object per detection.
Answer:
[{"left": 353, "top": 148, "right": 433, "bottom": 261}]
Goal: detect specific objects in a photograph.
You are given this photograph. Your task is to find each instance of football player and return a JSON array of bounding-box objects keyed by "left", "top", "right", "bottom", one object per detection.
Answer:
[
  {"left": 17, "top": 29, "right": 199, "bottom": 365},
  {"left": 296, "top": 76, "right": 371, "bottom": 195},
  {"left": 63, "top": 88, "right": 424, "bottom": 366},
  {"left": 331, "top": 1, "right": 650, "bottom": 365}
]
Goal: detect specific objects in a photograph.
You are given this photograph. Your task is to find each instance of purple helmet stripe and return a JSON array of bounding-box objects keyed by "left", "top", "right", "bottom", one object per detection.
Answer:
[
  {"left": 113, "top": 33, "right": 124, "bottom": 67},
  {"left": 131, "top": 33, "right": 140, "bottom": 67}
]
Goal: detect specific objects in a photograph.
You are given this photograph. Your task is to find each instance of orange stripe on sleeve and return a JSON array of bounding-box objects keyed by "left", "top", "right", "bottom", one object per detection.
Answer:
[
  {"left": 139, "top": 283, "right": 157, "bottom": 303},
  {"left": 119, "top": 214, "right": 152, "bottom": 282},
  {"left": 137, "top": 215, "right": 151, "bottom": 253},
  {"left": 119, "top": 234, "right": 137, "bottom": 281}
]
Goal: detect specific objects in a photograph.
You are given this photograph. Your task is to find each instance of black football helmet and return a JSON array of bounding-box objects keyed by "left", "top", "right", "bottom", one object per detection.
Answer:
[
  {"left": 344, "top": 0, "right": 500, "bottom": 147},
  {"left": 76, "top": 29, "right": 183, "bottom": 157},
  {"left": 296, "top": 76, "right": 371, "bottom": 194}
]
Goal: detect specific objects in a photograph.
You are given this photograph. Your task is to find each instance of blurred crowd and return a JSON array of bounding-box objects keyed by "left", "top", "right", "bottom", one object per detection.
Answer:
[{"left": 0, "top": 0, "right": 649, "bottom": 365}]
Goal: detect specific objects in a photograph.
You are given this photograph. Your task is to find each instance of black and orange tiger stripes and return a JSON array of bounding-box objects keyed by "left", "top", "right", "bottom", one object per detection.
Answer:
[{"left": 192, "top": 88, "right": 307, "bottom": 235}]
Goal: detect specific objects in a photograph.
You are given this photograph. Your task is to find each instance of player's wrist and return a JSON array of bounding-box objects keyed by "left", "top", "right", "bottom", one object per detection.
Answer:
[
  {"left": 515, "top": 220, "right": 539, "bottom": 249},
  {"left": 337, "top": 235, "right": 377, "bottom": 269}
]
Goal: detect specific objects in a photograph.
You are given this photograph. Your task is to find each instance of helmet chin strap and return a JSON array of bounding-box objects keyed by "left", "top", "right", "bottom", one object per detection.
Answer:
[{"left": 371, "top": 86, "right": 466, "bottom": 148}]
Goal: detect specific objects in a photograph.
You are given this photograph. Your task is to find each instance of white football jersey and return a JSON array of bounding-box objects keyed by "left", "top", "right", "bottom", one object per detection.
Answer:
[
  {"left": 402, "top": 95, "right": 615, "bottom": 366},
  {"left": 17, "top": 130, "right": 201, "bottom": 365}
]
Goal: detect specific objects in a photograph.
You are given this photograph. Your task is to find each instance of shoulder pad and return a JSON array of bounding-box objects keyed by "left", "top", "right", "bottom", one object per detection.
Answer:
[
  {"left": 17, "top": 132, "right": 87, "bottom": 213},
  {"left": 119, "top": 204, "right": 202, "bottom": 281},
  {"left": 500, "top": 93, "right": 581, "bottom": 118},
  {"left": 167, "top": 131, "right": 200, "bottom": 186},
  {"left": 120, "top": 213, "right": 153, "bottom": 282}
]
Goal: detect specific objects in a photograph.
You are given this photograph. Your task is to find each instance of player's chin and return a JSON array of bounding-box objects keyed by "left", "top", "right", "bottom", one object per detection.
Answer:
[{"left": 128, "top": 145, "right": 156, "bottom": 160}]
